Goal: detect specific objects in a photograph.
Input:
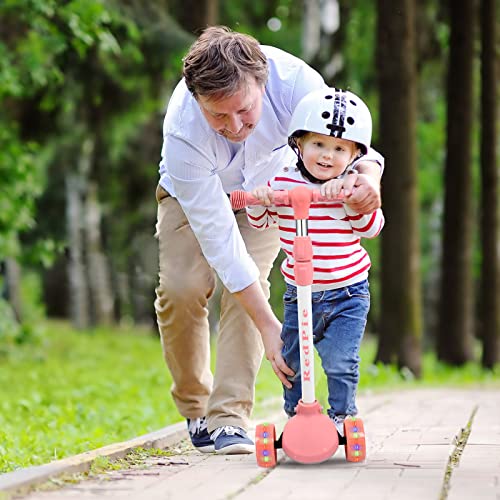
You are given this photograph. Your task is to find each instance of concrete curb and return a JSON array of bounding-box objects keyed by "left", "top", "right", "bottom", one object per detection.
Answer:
[{"left": 0, "top": 422, "right": 187, "bottom": 496}]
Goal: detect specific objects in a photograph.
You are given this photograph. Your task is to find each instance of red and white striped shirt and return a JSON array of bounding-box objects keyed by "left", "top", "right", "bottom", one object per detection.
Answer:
[{"left": 246, "top": 165, "right": 385, "bottom": 291}]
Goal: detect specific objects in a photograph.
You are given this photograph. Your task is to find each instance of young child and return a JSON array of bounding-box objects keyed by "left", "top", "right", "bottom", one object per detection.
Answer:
[{"left": 247, "top": 88, "right": 384, "bottom": 436}]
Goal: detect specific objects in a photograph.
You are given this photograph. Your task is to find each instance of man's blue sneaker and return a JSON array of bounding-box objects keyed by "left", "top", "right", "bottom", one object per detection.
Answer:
[
  {"left": 187, "top": 417, "right": 214, "bottom": 453},
  {"left": 210, "top": 426, "right": 255, "bottom": 455}
]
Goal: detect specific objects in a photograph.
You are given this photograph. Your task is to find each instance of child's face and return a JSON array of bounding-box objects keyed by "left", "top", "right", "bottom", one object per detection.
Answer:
[{"left": 298, "top": 133, "right": 359, "bottom": 181}]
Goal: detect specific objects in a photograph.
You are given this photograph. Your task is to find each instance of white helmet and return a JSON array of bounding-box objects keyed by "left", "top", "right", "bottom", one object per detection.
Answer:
[{"left": 288, "top": 88, "right": 372, "bottom": 154}]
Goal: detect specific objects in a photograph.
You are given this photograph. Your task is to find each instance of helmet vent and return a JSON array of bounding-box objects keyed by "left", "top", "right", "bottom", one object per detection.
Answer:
[
  {"left": 347, "top": 117, "right": 355, "bottom": 125},
  {"left": 350, "top": 100, "right": 357, "bottom": 106},
  {"left": 325, "top": 95, "right": 333, "bottom": 100},
  {"left": 322, "top": 111, "right": 331, "bottom": 119}
]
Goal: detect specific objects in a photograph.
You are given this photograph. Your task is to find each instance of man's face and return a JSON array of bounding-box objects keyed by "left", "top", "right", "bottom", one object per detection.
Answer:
[{"left": 196, "top": 78, "right": 264, "bottom": 143}]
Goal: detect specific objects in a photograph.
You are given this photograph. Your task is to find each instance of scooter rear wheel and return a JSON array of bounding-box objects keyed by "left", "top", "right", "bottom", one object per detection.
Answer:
[
  {"left": 255, "top": 423, "right": 277, "bottom": 468},
  {"left": 344, "top": 416, "right": 366, "bottom": 462}
]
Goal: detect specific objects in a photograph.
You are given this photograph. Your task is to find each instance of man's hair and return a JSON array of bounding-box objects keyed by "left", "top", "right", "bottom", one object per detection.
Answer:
[{"left": 182, "top": 26, "right": 268, "bottom": 99}]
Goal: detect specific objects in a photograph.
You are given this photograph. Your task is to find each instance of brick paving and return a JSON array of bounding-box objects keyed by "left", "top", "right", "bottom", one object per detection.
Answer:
[{"left": 2, "top": 389, "right": 499, "bottom": 500}]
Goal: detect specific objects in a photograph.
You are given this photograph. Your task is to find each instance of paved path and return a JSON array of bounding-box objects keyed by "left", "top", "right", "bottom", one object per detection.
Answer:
[{"left": 3, "top": 389, "right": 500, "bottom": 499}]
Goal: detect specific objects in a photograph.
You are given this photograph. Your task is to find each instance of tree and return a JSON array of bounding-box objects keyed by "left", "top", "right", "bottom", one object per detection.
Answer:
[
  {"left": 376, "top": 0, "right": 422, "bottom": 375},
  {"left": 1, "top": 1, "right": 193, "bottom": 330},
  {"left": 437, "top": 0, "right": 476, "bottom": 364},
  {"left": 170, "top": 0, "right": 219, "bottom": 33},
  {"left": 478, "top": 0, "right": 499, "bottom": 369},
  {"left": 301, "top": 0, "right": 344, "bottom": 85}
]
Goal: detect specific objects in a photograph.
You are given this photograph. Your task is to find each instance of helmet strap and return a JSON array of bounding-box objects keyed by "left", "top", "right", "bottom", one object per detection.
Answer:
[{"left": 296, "top": 158, "right": 323, "bottom": 184}]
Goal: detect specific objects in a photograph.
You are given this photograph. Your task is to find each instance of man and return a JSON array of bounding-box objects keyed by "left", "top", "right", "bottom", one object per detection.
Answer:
[{"left": 155, "top": 26, "right": 383, "bottom": 455}]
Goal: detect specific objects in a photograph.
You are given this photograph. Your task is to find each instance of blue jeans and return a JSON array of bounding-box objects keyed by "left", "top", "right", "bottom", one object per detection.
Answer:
[{"left": 281, "top": 279, "right": 370, "bottom": 419}]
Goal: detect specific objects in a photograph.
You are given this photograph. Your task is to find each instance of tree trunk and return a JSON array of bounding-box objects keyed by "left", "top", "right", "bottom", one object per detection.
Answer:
[
  {"left": 4, "top": 257, "right": 22, "bottom": 322},
  {"left": 302, "top": 0, "right": 344, "bottom": 84},
  {"left": 170, "top": 0, "right": 219, "bottom": 34},
  {"left": 42, "top": 257, "right": 69, "bottom": 318},
  {"left": 114, "top": 268, "right": 132, "bottom": 324},
  {"left": 479, "top": 0, "right": 499, "bottom": 369},
  {"left": 66, "top": 140, "right": 92, "bottom": 330},
  {"left": 302, "top": 0, "right": 322, "bottom": 62},
  {"left": 437, "top": 0, "right": 476, "bottom": 364},
  {"left": 376, "top": 0, "right": 422, "bottom": 376},
  {"left": 86, "top": 181, "right": 115, "bottom": 325}
]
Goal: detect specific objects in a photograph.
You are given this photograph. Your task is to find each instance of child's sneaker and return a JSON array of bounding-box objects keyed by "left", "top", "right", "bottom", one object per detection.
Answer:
[
  {"left": 187, "top": 417, "right": 214, "bottom": 452},
  {"left": 331, "top": 414, "right": 345, "bottom": 436},
  {"left": 211, "top": 425, "right": 255, "bottom": 454},
  {"left": 332, "top": 414, "right": 347, "bottom": 444}
]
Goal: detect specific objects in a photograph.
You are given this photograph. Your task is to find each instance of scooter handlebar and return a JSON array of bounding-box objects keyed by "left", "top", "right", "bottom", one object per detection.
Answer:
[
  {"left": 230, "top": 187, "right": 342, "bottom": 210},
  {"left": 230, "top": 190, "right": 288, "bottom": 210}
]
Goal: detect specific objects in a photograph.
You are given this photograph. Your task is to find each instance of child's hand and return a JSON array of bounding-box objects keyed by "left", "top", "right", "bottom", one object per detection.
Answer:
[
  {"left": 320, "top": 178, "right": 346, "bottom": 200},
  {"left": 251, "top": 185, "right": 275, "bottom": 206}
]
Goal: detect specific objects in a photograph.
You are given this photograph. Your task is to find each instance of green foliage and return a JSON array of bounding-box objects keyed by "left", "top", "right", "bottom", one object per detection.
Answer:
[
  {"left": 0, "top": 299, "right": 40, "bottom": 355},
  {"left": 0, "top": 0, "right": 137, "bottom": 93},
  {"left": 220, "top": 0, "right": 302, "bottom": 54},
  {"left": 0, "top": 128, "right": 41, "bottom": 257},
  {"left": 0, "top": 1, "right": 193, "bottom": 330},
  {"left": 0, "top": 0, "right": 133, "bottom": 262},
  {"left": 18, "top": 270, "right": 46, "bottom": 322},
  {"left": 417, "top": 91, "right": 446, "bottom": 282},
  {"left": 0, "top": 0, "right": 189, "bottom": 261},
  {"left": 339, "top": 0, "right": 377, "bottom": 93},
  {"left": 268, "top": 251, "right": 287, "bottom": 320},
  {"left": 0, "top": 272, "right": 43, "bottom": 352},
  {"left": 0, "top": 299, "right": 23, "bottom": 351}
]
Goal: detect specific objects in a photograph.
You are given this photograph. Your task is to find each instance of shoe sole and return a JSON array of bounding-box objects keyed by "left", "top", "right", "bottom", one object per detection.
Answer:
[
  {"left": 215, "top": 443, "right": 255, "bottom": 455},
  {"left": 195, "top": 444, "right": 215, "bottom": 453}
]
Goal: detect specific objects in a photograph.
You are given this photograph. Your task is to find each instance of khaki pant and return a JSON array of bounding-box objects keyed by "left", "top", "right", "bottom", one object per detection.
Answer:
[{"left": 154, "top": 185, "right": 280, "bottom": 432}]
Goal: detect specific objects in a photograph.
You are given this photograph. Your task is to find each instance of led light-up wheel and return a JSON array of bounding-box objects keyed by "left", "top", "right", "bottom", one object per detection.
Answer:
[
  {"left": 344, "top": 416, "right": 366, "bottom": 462},
  {"left": 255, "top": 423, "right": 277, "bottom": 468}
]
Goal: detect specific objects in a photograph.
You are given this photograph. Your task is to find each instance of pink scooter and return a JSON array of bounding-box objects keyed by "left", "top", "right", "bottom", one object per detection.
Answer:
[{"left": 231, "top": 185, "right": 366, "bottom": 467}]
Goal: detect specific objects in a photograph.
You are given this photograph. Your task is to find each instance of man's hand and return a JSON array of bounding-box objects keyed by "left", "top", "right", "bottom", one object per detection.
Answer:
[
  {"left": 234, "top": 281, "right": 294, "bottom": 388},
  {"left": 261, "top": 325, "right": 294, "bottom": 388},
  {"left": 342, "top": 161, "right": 381, "bottom": 214}
]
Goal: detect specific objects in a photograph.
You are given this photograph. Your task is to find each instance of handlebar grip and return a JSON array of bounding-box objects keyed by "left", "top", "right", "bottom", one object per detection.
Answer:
[
  {"left": 230, "top": 188, "right": 342, "bottom": 210},
  {"left": 230, "top": 190, "right": 290, "bottom": 210}
]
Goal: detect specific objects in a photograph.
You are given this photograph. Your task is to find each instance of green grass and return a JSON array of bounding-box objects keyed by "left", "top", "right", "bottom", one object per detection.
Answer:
[
  {"left": 0, "top": 320, "right": 499, "bottom": 474},
  {"left": 0, "top": 320, "right": 176, "bottom": 473}
]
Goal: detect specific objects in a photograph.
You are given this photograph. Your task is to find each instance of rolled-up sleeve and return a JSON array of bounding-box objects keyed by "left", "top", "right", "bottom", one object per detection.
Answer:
[
  {"left": 352, "top": 147, "right": 385, "bottom": 173},
  {"left": 164, "top": 134, "right": 260, "bottom": 293}
]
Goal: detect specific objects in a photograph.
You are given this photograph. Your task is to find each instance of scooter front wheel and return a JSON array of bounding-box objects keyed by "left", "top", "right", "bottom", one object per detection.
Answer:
[
  {"left": 344, "top": 416, "right": 366, "bottom": 462},
  {"left": 255, "top": 423, "right": 277, "bottom": 468}
]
